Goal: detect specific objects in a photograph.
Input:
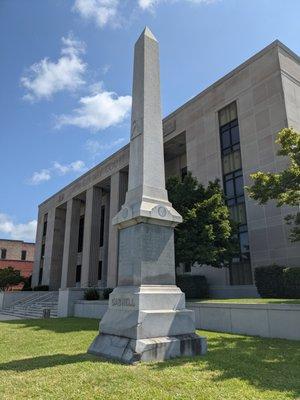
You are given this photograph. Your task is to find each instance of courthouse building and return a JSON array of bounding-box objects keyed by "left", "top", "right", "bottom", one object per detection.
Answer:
[{"left": 32, "top": 40, "right": 300, "bottom": 296}]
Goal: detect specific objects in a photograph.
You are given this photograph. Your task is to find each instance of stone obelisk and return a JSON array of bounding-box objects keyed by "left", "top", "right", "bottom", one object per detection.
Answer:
[{"left": 88, "top": 27, "right": 207, "bottom": 363}]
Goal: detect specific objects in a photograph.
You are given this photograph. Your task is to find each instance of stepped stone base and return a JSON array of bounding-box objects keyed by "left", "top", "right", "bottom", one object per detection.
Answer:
[{"left": 88, "top": 333, "right": 207, "bottom": 364}]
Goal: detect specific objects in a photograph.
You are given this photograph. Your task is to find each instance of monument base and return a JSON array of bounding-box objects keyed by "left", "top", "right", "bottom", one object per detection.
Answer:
[{"left": 88, "top": 333, "right": 207, "bottom": 364}]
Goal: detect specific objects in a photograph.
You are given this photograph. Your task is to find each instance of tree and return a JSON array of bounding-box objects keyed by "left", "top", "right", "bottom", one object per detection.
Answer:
[
  {"left": 247, "top": 128, "right": 300, "bottom": 242},
  {"left": 0, "top": 267, "right": 24, "bottom": 291},
  {"left": 166, "top": 173, "right": 237, "bottom": 270}
]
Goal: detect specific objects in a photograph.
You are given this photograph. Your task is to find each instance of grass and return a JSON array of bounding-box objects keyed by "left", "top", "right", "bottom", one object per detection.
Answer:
[
  {"left": 190, "top": 298, "right": 300, "bottom": 304},
  {"left": 0, "top": 318, "right": 299, "bottom": 400}
]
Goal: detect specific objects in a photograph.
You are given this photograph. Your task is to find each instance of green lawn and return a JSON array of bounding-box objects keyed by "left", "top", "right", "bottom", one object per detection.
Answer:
[
  {"left": 190, "top": 298, "right": 300, "bottom": 304},
  {"left": 0, "top": 318, "right": 299, "bottom": 400}
]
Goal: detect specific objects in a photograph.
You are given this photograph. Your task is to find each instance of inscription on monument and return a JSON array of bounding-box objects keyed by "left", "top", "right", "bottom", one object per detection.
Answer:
[{"left": 111, "top": 298, "right": 135, "bottom": 307}]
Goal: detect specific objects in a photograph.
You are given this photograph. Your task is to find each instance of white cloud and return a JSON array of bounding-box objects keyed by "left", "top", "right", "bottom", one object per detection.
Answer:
[
  {"left": 57, "top": 85, "right": 132, "bottom": 132},
  {"left": 0, "top": 214, "right": 37, "bottom": 242},
  {"left": 138, "top": 0, "right": 218, "bottom": 10},
  {"left": 73, "top": 0, "right": 120, "bottom": 28},
  {"left": 28, "top": 160, "right": 86, "bottom": 185},
  {"left": 29, "top": 169, "right": 51, "bottom": 185},
  {"left": 21, "top": 34, "right": 86, "bottom": 101},
  {"left": 138, "top": 0, "right": 159, "bottom": 10},
  {"left": 86, "top": 137, "right": 125, "bottom": 157},
  {"left": 53, "top": 160, "right": 87, "bottom": 175}
]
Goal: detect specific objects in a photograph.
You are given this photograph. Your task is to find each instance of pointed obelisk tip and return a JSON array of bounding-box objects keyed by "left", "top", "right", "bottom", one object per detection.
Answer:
[{"left": 141, "top": 26, "right": 157, "bottom": 42}]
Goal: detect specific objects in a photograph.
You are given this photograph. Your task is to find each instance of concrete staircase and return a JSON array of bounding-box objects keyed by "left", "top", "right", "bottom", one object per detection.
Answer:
[{"left": 1, "top": 292, "right": 59, "bottom": 319}]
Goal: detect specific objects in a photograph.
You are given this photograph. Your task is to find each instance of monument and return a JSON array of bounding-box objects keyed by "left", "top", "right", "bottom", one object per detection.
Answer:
[{"left": 88, "top": 27, "right": 207, "bottom": 363}]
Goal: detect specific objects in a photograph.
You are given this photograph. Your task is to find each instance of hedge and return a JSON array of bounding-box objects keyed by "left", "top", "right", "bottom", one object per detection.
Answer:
[
  {"left": 176, "top": 275, "right": 209, "bottom": 299},
  {"left": 254, "top": 265, "right": 285, "bottom": 298},
  {"left": 283, "top": 267, "right": 300, "bottom": 299},
  {"left": 254, "top": 265, "right": 300, "bottom": 298},
  {"left": 84, "top": 288, "right": 99, "bottom": 301}
]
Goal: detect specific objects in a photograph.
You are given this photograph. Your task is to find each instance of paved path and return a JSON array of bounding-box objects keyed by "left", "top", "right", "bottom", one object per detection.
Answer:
[{"left": 0, "top": 313, "right": 23, "bottom": 321}]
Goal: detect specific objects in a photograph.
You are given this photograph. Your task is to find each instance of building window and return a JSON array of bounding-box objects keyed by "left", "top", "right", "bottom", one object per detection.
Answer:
[
  {"left": 41, "top": 244, "right": 45, "bottom": 259},
  {"left": 99, "top": 206, "right": 105, "bottom": 247},
  {"left": 38, "top": 268, "right": 43, "bottom": 285},
  {"left": 181, "top": 166, "right": 187, "bottom": 181},
  {"left": 1, "top": 249, "right": 7, "bottom": 259},
  {"left": 98, "top": 261, "right": 102, "bottom": 281},
  {"left": 43, "top": 214, "right": 48, "bottom": 237},
  {"left": 76, "top": 265, "right": 82, "bottom": 283},
  {"left": 78, "top": 216, "right": 84, "bottom": 253},
  {"left": 21, "top": 250, "right": 27, "bottom": 261},
  {"left": 218, "top": 102, "right": 252, "bottom": 285}
]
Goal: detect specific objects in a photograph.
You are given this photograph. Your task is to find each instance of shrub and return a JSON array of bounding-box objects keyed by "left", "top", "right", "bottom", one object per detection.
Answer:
[
  {"left": 283, "top": 267, "right": 300, "bottom": 299},
  {"left": 254, "top": 265, "right": 285, "bottom": 298},
  {"left": 176, "top": 275, "right": 209, "bottom": 299},
  {"left": 0, "top": 267, "right": 23, "bottom": 291},
  {"left": 22, "top": 275, "right": 32, "bottom": 291},
  {"left": 103, "top": 288, "right": 113, "bottom": 300},
  {"left": 84, "top": 288, "right": 99, "bottom": 301},
  {"left": 33, "top": 285, "right": 49, "bottom": 291}
]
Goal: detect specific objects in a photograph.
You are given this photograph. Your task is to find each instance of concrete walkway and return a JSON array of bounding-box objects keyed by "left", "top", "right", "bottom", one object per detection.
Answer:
[{"left": 0, "top": 313, "right": 23, "bottom": 321}]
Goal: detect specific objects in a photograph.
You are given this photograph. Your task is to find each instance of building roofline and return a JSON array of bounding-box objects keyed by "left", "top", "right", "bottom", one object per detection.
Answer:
[
  {"left": 163, "top": 40, "right": 299, "bottom": 123},
  {"left": 38, "top": 142, "right": 130, "bottom": 208},
  {"left": 0, "top": 239, "right": 35, "bottom": 245},
  {"left": 38, "top": 40, "right": 299, "bottom": 209}
]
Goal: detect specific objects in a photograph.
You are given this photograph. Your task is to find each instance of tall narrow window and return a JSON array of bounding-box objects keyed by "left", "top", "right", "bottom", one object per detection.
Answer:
[
  {"left": 78, "top": 216, "right": 84, "bottom": 253},
  {"left": 98, "top": 261, "right": 102, "bottom": 281},
  {"left": 99, "top": 206, "right": 105, "bottom": 247},
  {"left": 42, "top": 214, "right": 48, "bottom": 237},
  {"left": 1, "top": 249, "right": 6, "bottom": 259},
  {"left": 21, "top": 250, "right": 27, "bottom": 261},
  {"left": 218, "top": 102, "right": 252, "bottom": 285},
  {"left": 181, "top": 166, "right": 187, "bottom": 181},
  {"left": 76, "top": 265, "right": 82, "bottom": 283}
]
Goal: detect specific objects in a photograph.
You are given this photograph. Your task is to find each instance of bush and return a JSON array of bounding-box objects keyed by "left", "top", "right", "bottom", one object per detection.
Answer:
[
  {"left": 283, "top": 267, "right": 300, "bottom": 299},
  {"left": 84, "top": 288, "right": 99, "bottom": 301},
  {"left": 22, "top": 275, "right": 32, "bottom": 291},
  {"left": 176, "top": 275, "right": 209, "bottom": 299},
  {"left": 254, "top": 265, "right": 285, "bottom": 298},
  {"left": 103, "top": 288, "right": 113, "bottom": 300},
  {"left": 33, "top": 285, "right": 49, "bottom": 291}
]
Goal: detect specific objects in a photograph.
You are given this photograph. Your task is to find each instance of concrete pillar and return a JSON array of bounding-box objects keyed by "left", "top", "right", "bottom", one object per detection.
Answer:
[
  {"left": 101, "top": 193, "right": 110, "bottom": 287},
  {"left": 49, "top": 208, "right": 66, "bottom": 289},
  {"left": 106, "top": 172, "right": 121, "bottom": 288},
  {"left": 61, "top": 198, "right": 81, "bottom": 289},
  {"left": 81, "top": 186, "right": 102, "bottom": 288},
  {"left": 42, "top": 208, "right": 56, "bottom": 287},
  {"left": 31, "top": 209, "right": 44, "bottom": 287}
]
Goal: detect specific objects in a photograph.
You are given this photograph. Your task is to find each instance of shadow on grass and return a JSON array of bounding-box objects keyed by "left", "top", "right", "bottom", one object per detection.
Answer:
[
  {"left": 1, "top": 317, "right": 99, "bottom": 333},
  {"left": 149, "top": 333, "right": 300, "bottom": 397},
  {"left": 0, "top": 353, "right": 98, "bottom": 372}
]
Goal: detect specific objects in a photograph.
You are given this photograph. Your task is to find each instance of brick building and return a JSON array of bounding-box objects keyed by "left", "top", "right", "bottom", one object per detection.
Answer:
[{"left": 0, "top": 239, "right": 35, "bottom": 281}]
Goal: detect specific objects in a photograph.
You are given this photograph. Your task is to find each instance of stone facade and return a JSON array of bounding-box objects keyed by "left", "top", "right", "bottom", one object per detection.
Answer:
[{"left": 32, "top": 40, "right": 300, "bottom": 293}]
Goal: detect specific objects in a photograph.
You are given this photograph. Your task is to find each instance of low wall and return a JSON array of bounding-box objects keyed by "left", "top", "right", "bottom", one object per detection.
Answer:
[
  {"left": 72, "top": 300, "right": 300, "bottom": 341},
  {"left": 209, "top": 285, "right": 259, "bottom": 298},
  {"left": 74, "top": 300, "right": 109, "bottom": 319},
  {"left": 188, "top": 302, "right": 300, "bottom": 341}
]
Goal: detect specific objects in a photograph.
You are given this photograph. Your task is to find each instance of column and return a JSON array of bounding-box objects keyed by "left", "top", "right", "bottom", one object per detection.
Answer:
[
  {"left": 49, "top": 207, "right": 66, "bottom": 289},
  {"left": 42, "top": 208, "right": 56, "bottom": 287},
  {"left": 61, "top": 198, "right": 81, "bottom": 289},
  {"left": 31, "top": 209, "right": 44, "bottom": 288},
  {"left": 106, "top": 172, "right": 121, "bottom": 288},
  {"left": 81, "top": 186, "right": 102, "bottom": 288}
]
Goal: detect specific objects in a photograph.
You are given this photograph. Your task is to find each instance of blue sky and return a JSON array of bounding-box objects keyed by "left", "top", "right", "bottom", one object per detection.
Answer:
[{"left": 0, "top": 0, "right": 299, "bottom": 242}]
